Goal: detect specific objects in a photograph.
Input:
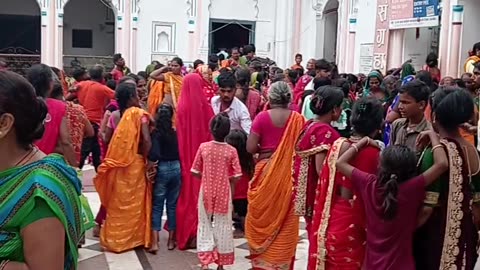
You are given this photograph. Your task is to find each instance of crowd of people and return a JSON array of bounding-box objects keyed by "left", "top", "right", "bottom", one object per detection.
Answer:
[{"left": 1, "top": 42, "right": 480, "bottom": 270}]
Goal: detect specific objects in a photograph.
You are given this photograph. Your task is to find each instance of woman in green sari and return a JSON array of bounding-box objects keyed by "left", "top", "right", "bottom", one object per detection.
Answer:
[
  {"left": 0, "top": 70, "right": 83, "bottom": 270},
  {"left": 415, "top": 88, "right": 480, "bottom": 270}
]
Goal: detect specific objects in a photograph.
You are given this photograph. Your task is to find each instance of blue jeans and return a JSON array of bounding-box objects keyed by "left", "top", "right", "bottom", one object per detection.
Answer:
[{"left": 152, "top": 160, "right": 181, "bottom": 231}]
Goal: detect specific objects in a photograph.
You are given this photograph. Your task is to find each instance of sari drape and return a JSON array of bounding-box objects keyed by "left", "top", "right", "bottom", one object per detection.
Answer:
[
  {"left": 164, "top": 72, "right": 183, "bottom": 108},
  {"left": 292, "top": 121, "right": 340, "bottom": 233},
  {"left": 196, "top": 65, "right": 217, "bottom": 103},
  {"left": 464, "top": 55, "right": 480, "bottom": 73},
  {"left": 311, "top": 138, "right": 380, "bottom": 270},
  {"left": 94, "top": 107, "right": 152, "bottom": 253},
  {"left": 245, "top": 111, "right": 305, "bottom": 269},
  {"left": 35, "top": 98, "right": 66, "bottom": 154},
  {"left": 414, "top": 139, "right": 478, "bottom": 270},
  {"left": 176, "top": 73, "right": 214, "bottom": 250},
  {"left": 147, "top": 80, "right": 165, "bottom": 116},
  {"left": 0, "top": 154, "right": 83, "bottom": 270}
]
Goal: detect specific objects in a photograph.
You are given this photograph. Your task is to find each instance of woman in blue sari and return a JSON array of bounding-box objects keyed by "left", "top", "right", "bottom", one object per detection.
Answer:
[{"left": 0, "top": 70, "right": 83, "bottom": 270}]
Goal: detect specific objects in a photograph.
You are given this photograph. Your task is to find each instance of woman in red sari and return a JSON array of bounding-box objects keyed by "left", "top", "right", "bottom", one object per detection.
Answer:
[
  {"left": 196, "top": 64, "right": 217, "bottom": 103},
  {"left": 176, "top": 73, "right": 215, "bottom": 250},
  {"left": 311, "top": 97, "right": 384, "bottom": 270},
  {"left": 292, "top": 86, "right": 344, "bottom": 238}
]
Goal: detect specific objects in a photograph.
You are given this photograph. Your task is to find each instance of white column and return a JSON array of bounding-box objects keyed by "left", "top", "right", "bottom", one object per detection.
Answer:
[
  {"left": 387, "top": 29, "right": 405, "bottom": 69},
  {"left": 439, "top": 0, "right": 451, "bottom": 74},
  {"left": 447, "top": 5, "right": 464, "bottom": 77}
]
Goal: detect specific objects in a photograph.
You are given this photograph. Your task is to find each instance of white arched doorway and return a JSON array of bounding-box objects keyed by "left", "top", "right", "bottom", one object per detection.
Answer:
[
  {"left": 62, "top": 0, "right": 115, "bottom": 73},
  {"left": 0, "top": 0, "right": 41, "bottom": 75}
]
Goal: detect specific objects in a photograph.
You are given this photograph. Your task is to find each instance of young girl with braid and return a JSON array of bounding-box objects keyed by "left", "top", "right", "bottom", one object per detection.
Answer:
[{"left": 336, "top": 133, "right": 448, "bottom": 269}]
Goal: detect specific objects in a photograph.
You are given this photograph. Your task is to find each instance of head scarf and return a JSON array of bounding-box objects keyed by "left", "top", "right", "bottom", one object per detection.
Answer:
[
  {"left": 363, "top": 70, "right": 384, "bottom": 96},
  {"left": 401, "top": 63, "right": 415, "bottom": 80},
  {"left": 196, "top": 64, "right": 212, "bottom": 83}
]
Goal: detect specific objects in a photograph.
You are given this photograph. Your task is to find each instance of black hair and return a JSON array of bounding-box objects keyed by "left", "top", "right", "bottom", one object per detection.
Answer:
[
  {"left": 193, "top": 59, "right": 204, "bottom": 70},
  {"left": 171, "top": 57, "right": 184, "bottom": 67},
  {"left": 399, "top": 79, "right": 430, "bottom": 103},
  {"left": 154, "top": 103, "right": 175, "bottom": 138},
  {"left": 295, "top": 53, "right": 302, "bottom": 59},
  {"left": 126, "top": 73, "right": 140, "bottom": 85},
  {"left": 346, "top": 73, "right": 358, "bottom": 84},
  {"left": 333, "top": 78, "right": 351, "bottom": 98},
  {"left": 217, "top": 69, "right": 236, "bottom": 89},
  {"left": 218, "top": 54, "right": 226, "bottom": 61},
  {"left": 231, "top": 47, "right": 240, "bottom": 53},
  {"left": 113, "top": 53, "right": 123, "bottom": 63},
  {"left": 425, "top": 52, "right": 438, "bottom": 68},
  {"left": 455, "top": 78, "right": 466, "bottom": 89},
  {"left": 50, "top": 67, "right": 61, "bottom": 78},
  {"left": 118, "top": 76, "right": 136, "bottom": 85},
  {"left": 115, "top": 82, "right": 137, "bottom": 115},
  {"left": 235, "top": 68, "right": 251, "bottom": 103},
  {"left": 137, "top": 71, "right": 147, "bottom": 79},
  {"left": 106, "top": 79, "right": 117, "bottom": 91},
  {"left": 72, "top": 67, "right": 87, "bottom": 81},
  {"left": 350, "top": 97, "right": 384, "bottom": 136},
  {"left": 154, "top": 63, "right": 164, "bottom": 70},
  {"left": 473, "top": 42, "right": 480, "bottom": 53},
  {"left": 378, "top": 145, "right": 417, "bottom": 220},
  {"left": 26, "top": 64, "right": 53, "bottom": 98},
  {"left": 89, "top": 65, "right": 104, "bottom": 81},
  {"left": 431, "top": 87, "right": 474, "bottom": 132},
  {"left": 208, "top": 54, "right": 219, "bottom": 71},
  {"left": 315, "top": 59, "right": 332, "bottom": 72},
  {"left": 313, "top": 77, "right": 332, "bottom": 90},
  {"left": 226, "top": 129, "right": 255, "bottom": 178},
  {"left": 287, "top": 69, "right": 299, "bottom": 86},
  {"left": 244, "top": 44, "right": 256, "bottom": 54},
  {"left": 210, "top": 113, "right": 231, "bottom": 142},
  {"left": 0, "top": 70, "right": 48, "bottom": 149},
  {"left": 310, "top": 85, "right": 344, "bottom": 116},
  {"left": 50, "top": 82, "right": 64, "bottom": 99}
]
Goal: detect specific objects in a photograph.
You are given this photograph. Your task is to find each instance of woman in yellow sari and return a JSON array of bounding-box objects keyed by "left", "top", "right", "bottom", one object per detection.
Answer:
[
  {"left": 94, "top": 82, "right": 153, "bottom": 253},
  {"left": 464, "top": 42, "right": 480, "bottom": 73},
  {"left": 246, "top": 81, "right": 305, "bottom": 269},
  {"left": 149, "top": 58, "right": 184, "bottom": 120}
]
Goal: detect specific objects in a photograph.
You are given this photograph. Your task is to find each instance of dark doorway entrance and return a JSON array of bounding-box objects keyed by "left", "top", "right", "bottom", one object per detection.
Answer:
[
  {"left": 0, "top": 14, "right": 41, "bottom": 53},
  {"left": 209, "top": 20, "right": 255, "bottom": 54}
]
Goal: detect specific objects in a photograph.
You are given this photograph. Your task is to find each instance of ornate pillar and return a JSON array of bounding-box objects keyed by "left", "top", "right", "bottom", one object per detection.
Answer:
[
  {"left": 55, "top": 0, "right": 66, "bottom": 69},
  {"left": 38, "top": 0, "right": 54, "bottom": 65},
  {"left": 112, "top": 0, "right": 126, "bottom": 60},
  {"left": 293, "top": 0, "right": 302, "bottom": 55},
  {"left": 130, "top": 0, "right": 139, "bottom": 71},
  {"left": 439, "top": 0, "right": 451, "bottom": 74},
  {"left": 345, "top": 18, "right": 357, "bottom": 73},
  {"left": 387, "top": 29, "right": 405, "bottom": 69},
  {"left": 447, "top": 5, "right": 464, "bottom": 77}
]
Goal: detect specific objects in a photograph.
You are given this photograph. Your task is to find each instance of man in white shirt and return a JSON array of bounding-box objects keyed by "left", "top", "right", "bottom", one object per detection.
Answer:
[
  {"left": 211, "top": 71, "right": 252, "bottom": 134},
  {"left": 304, "top": 59, "right": 333, "bottom": 91}
]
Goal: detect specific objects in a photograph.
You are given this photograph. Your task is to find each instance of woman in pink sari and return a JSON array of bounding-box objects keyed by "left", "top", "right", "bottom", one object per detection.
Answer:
[
  {"left": 27, "top": 64, "right": 77, "bottom": 167},
  {"left": 176, "top": 73, "right": 215, "bottom": 250},
  {"left": 292, "top": 86, "right": 344, "bottom": 238}
]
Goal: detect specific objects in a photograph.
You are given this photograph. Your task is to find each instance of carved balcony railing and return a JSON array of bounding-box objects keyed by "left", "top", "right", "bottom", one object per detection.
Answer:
[
  {"left": 63, "top": 55, "right": 115, "bottom": 75},
  {"left": 0, "top": 47, "right": 41, "bottom": 76}
]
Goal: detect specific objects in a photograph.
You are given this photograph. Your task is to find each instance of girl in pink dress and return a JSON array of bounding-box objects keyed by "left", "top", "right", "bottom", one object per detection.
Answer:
[{"left": 191, "top": 114, "right": 242, "bottom": 270}]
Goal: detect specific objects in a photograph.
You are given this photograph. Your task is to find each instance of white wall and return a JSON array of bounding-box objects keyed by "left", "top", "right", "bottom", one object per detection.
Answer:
[
  {"left": 403, "top": 28, "right": 435, "bottom": 71},
  {"left": 459, "top": 0, "right": 480, "bottom": 70},
  {"left": 136, "top": 0, "right": 189, "bottom": 70},
  {"left": 353, "top": 0, "right": 377, "bottom": 73},
  {"left": 1, "top": 0, "right": 39, "bottom": 16},
  {"left": 63, "top": 0, "right": 115, "bottom": 56},
  {"left": 298, "top": 0, "right": 318, "bottom": 61}
]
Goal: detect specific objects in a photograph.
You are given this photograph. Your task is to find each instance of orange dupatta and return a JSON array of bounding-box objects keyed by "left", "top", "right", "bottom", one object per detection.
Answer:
[
  {"left": 147, "top": 79, "right": 165, "bottom": 116},
  {"left": 94, "top": 107, "right": 152, "bottom": 253},
  {"left": 246, "top": 111, "right": 305, "bottom": 267},
  {"left": 164, "top": 72, "right": 183, "bottom": 108}
]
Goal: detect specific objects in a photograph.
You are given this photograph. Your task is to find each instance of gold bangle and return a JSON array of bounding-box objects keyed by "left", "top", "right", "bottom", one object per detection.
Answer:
[
  {"left": 431, "top": 144, "right": 443, "bottom": 152},
  {"left": 352, "top": 144, "right": 359, "bottom": 153}
]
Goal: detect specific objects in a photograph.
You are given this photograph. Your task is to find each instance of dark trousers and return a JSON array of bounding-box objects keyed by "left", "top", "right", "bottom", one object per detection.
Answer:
[{"left": 79, "top": 122, "right": 101, "bottom": 171}]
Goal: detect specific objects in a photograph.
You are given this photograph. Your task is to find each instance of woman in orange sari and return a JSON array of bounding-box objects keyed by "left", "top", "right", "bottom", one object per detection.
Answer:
[
  {"left": 94, "top": 82, "right": 153, "bottom": 253},
  {"left": 147, "top": 63, "right": 166, "bottom": 116},
  {"left": 149, "top": 58, "right": 184, "bottom": 122},
  {"left": 311, "top": 97, "right": 384, "bottom": 270},
  {"left": 245, "top": 81, "right": 305, "bottom": 269}
]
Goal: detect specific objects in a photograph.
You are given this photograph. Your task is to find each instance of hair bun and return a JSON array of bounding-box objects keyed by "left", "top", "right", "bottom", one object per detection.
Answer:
[{"left": 27, "top": 97, "right": 48, "bottom": 143}]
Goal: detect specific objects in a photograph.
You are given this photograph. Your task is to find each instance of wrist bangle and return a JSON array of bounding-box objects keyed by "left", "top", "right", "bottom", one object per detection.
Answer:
[
  {"left": 352, "top": 144, "right": 359, "bottom": 153},
  {"left": 0, "top": 260, "right": 10, "bottom": 270},
  {"left": 432, "top": 144, "right": 443, "bottom": 152}
]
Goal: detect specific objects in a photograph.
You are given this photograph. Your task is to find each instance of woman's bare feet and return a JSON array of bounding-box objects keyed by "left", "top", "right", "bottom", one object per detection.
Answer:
[
  {"left": 233, "top": 228, "right": 245, "bottom": 239},
  {"left": 168, "top": 231, "right": 176, "bottom": 250},
  {"left": 93, "top": 224, "right": 101, "bottom": 238},
  {"left": 147, "top": 231, "right": 159, "bottom": 254}
]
